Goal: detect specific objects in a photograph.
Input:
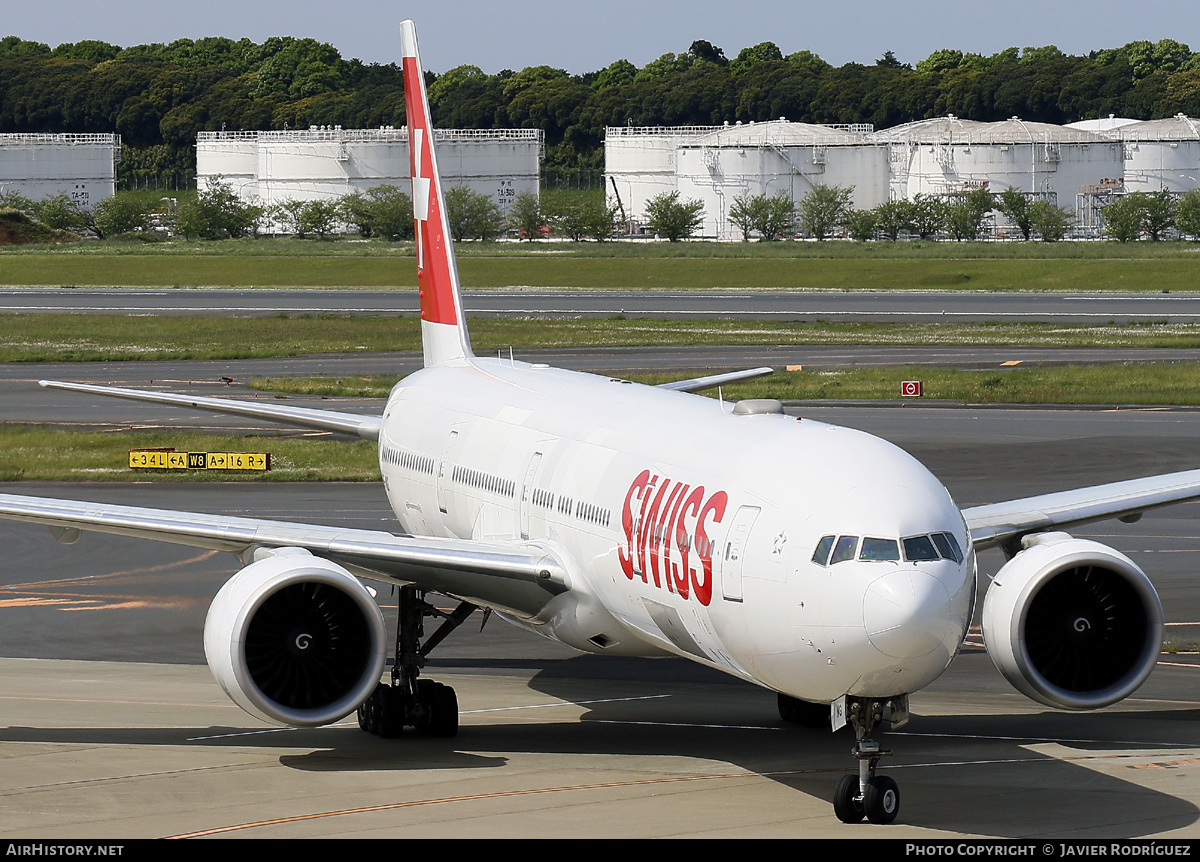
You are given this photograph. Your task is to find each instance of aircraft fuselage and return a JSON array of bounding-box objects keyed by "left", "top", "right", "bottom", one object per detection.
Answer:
[{"left": 379, "top": 357, "right": 975, "bottom": 704}]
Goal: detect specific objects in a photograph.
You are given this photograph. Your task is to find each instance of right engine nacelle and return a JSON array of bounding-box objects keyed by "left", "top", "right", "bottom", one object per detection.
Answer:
[
  {"left": 204, "top": 550, "right": 387, "bottom": 727},
  {"left": 982, "top": 532, "right": 1163, "bottom": 711}
]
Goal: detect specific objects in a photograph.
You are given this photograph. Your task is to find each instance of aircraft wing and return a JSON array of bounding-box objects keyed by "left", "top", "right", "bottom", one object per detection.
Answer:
[
  {"left": 657, "top": 366, "right": 774, "bottom": 393},
  {"left": 0, "top": 492, "right": 568, "bottom": 617},
  {"left": 963, "top": 468, "right": 1200, "bottom": 551},
  {"left": 39, "top": 380, "right": 381, "bottom": 441}
]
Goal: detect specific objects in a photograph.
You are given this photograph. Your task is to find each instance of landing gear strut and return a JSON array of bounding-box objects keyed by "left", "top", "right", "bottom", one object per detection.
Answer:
[
  {"left": 832, "top": 694, "right": 907, "bottom": 825},
  {"left": 357, "top": 585, "right": 477, "bottom": 738}
]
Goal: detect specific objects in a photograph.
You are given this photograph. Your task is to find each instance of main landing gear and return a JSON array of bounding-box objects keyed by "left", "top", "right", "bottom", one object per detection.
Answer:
[
  {"left": 357, "top": 585, "right": 478, "bottom": 739},
  {"left": 832, "top": 695, "right": 907, "bottom": 825}
]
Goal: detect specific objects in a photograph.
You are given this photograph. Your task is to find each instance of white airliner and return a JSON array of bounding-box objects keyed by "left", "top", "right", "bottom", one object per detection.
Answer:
[{"left": 2, "top": 20, "right": 1200, "bottom": 826}]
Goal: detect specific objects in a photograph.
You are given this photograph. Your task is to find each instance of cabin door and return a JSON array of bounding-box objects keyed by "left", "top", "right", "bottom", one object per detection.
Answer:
[
  {"left": 519, "top": 451, "right": 542, "bottom": 539},
  {"left": 720, "top": 506, "right": 760, "bottom": 602}
]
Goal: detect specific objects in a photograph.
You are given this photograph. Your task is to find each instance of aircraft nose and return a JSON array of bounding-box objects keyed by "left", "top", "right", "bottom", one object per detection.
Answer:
[{"left": 863, "top": 569, "right": 953, "bottom": 659}]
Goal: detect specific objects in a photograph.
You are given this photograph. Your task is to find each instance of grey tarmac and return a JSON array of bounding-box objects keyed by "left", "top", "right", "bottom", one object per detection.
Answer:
[{"left": 4, "top": 286, "right": 1200, "bottom": 323}]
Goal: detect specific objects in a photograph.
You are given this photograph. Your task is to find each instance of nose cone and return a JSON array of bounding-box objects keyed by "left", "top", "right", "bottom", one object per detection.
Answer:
[{"left": 863, "top": 570, "right": 953, "bottom": 659}]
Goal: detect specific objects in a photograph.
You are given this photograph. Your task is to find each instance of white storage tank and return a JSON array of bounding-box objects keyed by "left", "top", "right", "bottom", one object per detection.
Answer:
[
  {"left": 870, "top": 116, "right": 1124, "bottom": 210},
  {"left": 604, "top": 126, "right": 719, "bottom": 228},
  {"left": 1116, "top": 115, "right": 1200, "bottom": 194},
  {"left": 1066, "top": 116, "right": 1140, "bottom": 134},
  {"left": 197, "top": 126, "right": 543, "bottom": 220},
  {"left": 195, "top": 131, "right": 259, "bottom": 200},
  {"left": 674, "top": 120, "right": 886, "bottom": 238},
  {"left": 0, "top": 133, "right": 120, "bottom": 208}
]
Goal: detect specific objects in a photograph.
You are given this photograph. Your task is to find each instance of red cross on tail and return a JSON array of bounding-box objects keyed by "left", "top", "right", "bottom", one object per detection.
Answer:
[{"left": 401, "top": 20, "right": 474, "bottom": 367}]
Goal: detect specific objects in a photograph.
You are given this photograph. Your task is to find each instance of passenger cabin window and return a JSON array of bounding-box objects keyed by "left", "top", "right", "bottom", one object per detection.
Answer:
[
  {"left": 830, "top": 535, "right": 859, "bottom": 565},
  {"left": 812, "top": 535, "right": 835, "bottom": 566},
  {"left": 859, "top": 537, "right": 900, "bottom": 562}
]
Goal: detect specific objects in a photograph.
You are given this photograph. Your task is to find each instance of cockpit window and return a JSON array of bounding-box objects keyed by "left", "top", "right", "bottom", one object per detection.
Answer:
[
  {"left": 814, "top": 531, "right": 964, "bottom": 567},
  {"left": 902, "top": 535, "right": 940, "bottom": 561},
  {"left": 932, "top": 532, "right": 964, "bottom": 564},
  {"left": 830, "top": 535, "right": 859, "bottom": 564},
  {"left": 860, "top": 537, "right": 900, "bottom": 561},
  {"left": 812, "top": 535, "right": 835, "bottom": 566}
]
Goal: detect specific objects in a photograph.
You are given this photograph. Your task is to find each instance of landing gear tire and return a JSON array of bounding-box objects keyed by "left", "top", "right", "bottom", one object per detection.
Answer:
[
  {"left": 415, "top": 679, "right": 459, "bottom": 738},
  {"left": 376, "top": 687, "right": 405, "bottom": 739},
  {"left": 778, "top": 693, "right": 829, "bottom": 728},
  {"left": 358, "top": 683, "right": 387, "bottom": 735},
  {"left": 864, "top": 776, "right": 900, "bottom": 825},
  {"left": 833, "top": 774, "right": 865, "bottom": 823}
]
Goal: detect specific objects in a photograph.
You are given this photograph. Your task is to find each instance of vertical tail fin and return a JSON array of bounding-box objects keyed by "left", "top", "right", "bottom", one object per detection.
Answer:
[{"left": 401, "top": 20, "right": 474, "bottom": 367}]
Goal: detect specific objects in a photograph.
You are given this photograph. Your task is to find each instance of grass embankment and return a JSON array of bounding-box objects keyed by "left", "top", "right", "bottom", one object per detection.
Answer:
[
  {"left": 0, "top": 426, "right": 380, "bottom": 483},
  {"left": 2, "top": 237, "right": 1200, "bottom": 290},
  {"left": 6, "top": 315, "right": 1200, "bottom": 362}
]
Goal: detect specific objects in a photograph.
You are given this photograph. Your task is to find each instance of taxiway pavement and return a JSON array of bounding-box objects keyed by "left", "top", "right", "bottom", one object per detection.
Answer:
[{"left": 4, "top": 286, "right": 1200, "bottom": 323}]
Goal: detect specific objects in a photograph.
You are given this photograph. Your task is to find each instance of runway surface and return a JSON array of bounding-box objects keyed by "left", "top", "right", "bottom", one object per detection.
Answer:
[
  {"left": 5, "top": 400, "right": 1200, "bottom": 837},
  {"left": 5, "top": 286, "right": 1200, "bottom": 322}
]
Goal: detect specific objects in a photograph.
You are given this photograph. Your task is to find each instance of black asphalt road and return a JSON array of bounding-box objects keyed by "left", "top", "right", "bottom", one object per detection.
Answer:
[{"left": 5, "top": 286, "right": 1200, "bottom": 322}]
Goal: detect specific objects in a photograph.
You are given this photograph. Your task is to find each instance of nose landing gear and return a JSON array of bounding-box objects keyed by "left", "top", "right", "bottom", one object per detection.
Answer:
[{"left": 832, "top": 695, "right": 907, "bottom": 825}]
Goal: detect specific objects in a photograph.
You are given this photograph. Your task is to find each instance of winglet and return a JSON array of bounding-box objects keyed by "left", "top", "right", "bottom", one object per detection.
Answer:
[{"left": 401, "top": 20, "right": 473, "bottom": 367}]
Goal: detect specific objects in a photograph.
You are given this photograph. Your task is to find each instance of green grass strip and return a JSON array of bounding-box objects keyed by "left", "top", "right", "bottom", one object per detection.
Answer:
[
  {"left": 251, "top": 363, "right": 1200, "bottom": 407},
  {"left": 0, "top": 426, "right": 380, "bottom": 482},
  {"left": 3, "top": 247, "right": 1200, "bottom": 290},
  {"left": 717, "top": 364, "right": 1200, "bottom": 405},
  {"left": 7, "top": 315, "right": 1200, "bottom": 363}
]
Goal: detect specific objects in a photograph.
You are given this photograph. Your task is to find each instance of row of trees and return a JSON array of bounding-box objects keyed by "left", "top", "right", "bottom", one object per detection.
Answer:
[
  {"left": 0, "top": 181, "right": 623, "bottom": 242},
  {"left": 4, "top": 34, "right": 1200, "bottom": 187},
  {"left": 0, "top": 181, "right": 420, "bottom": 241},
  {"left": 647, "top": 185, "right": 1200, "bottom": 243},
  {"left": 8, "top": 178, "right": 1200, "bottom": 244}
]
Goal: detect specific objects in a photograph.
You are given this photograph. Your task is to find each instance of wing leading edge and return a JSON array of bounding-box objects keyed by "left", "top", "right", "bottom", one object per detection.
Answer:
[
  {"left": 0, "top": 492, "right": 568, "bottom": 618},
  {"left": 963, "top": 468, "right": 1200, "bottom": 552},
  {"left": 656, "top": 366, "right": 774, "bottom": 393},
  {"left": 40, "top": 380, "right": 381, "bottom": 440}
]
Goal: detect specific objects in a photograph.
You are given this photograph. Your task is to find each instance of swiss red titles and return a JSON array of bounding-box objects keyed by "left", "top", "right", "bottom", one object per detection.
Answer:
[{"left": 618, "top": 469, "right": 728, "bottom": 606}]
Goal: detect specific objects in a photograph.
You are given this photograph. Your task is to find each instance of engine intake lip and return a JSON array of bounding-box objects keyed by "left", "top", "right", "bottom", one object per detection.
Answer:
[
  {"left": 205, "top": 554, "right": 387, "bottom": 727},
  {"left": 983, "top": 536, "right": 1163, "bottom": 711}
]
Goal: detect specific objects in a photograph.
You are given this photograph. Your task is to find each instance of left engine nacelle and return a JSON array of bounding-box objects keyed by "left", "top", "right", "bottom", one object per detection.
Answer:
[
  {"left": 204, "top": 550, "right": 387, "bottom": 727},
  {"left": 982, "top": 532, "right": 1163, "bottom": 711}
]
